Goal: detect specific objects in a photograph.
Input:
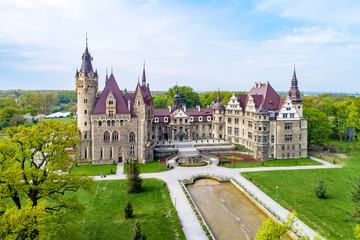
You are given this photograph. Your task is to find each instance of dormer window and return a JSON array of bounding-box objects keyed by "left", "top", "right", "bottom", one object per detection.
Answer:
[
  {"left": 109, "top": 101, "right": 113, "bottom": 105},
  {"left": 199, "top": 116, "right": 203, "bottom": 122},
  {"left": 190, "top": 117, "right": 194, "bottom": 122},
  {"left": 155, "top": 117, "right": 159, "bottom": 123},
  {"left": 109, "top": 111, "right": 114, "bottom": 117},
  {"left": 164, "top": 117, "right": 168, "bottom": 122},
  {"left": 207, "top": 116, "right": 211, "bottom": 121}
]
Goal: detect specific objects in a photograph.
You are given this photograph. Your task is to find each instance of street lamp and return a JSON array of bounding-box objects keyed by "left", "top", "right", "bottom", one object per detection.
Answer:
[{"left": 276, "top": 186, "right": 279, "bottom": 201}]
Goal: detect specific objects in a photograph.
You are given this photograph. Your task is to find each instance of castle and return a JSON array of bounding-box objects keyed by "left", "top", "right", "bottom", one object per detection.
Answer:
[{"left": 76, "top": 42, "right": 307, "bottom": 163}]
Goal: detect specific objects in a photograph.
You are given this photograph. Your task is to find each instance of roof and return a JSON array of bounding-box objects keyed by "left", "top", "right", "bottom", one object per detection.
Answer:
[
  {"left": 211, "top": 92, "right": 225, "bottom": 110},
  {"left": 248, "top": 82, "right": 280, "bottom": 111},
  {"left": 80, "top": 46, "right": 94, "bottom": 74},
  {"left": 134, "top": 84, "right": 153, "bottom": 107},
  {"left": 92, "top": 74, "right": 130, "bottom": 114}
]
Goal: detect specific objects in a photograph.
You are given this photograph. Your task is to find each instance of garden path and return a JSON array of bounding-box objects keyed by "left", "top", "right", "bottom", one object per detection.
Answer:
[{"left": 94, "top": 156, "right": 339, "bottom": 240}]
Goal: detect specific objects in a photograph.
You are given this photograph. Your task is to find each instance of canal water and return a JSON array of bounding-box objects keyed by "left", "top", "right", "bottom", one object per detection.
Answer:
[{"left": 187, "top": 178, "right": 267, "bottom": 240}]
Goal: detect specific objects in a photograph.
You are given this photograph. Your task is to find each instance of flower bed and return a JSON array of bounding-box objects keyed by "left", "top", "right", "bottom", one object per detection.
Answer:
[{"left": 179, "top": 162, "right": 207, "bottom": 167}]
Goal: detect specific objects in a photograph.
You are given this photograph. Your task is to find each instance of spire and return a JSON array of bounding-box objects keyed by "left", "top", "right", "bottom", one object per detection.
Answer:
[
  {"left": 80, "top": 34, "right": 94, "bottom": 74},
  {"left": 142, "top": 61, "right": 146, "bottom": 86},
  {"left": 105, "top": 68, "right": 109, "bottom": 85},
  {"left": 173, "top": 86, "right": 181, "bottom": 110},
  {"left": 288, "top": 67, "right": 302, "bottom": 102},
  {"left": 216, "top": 90, "right": 221, "bottom": 103}
]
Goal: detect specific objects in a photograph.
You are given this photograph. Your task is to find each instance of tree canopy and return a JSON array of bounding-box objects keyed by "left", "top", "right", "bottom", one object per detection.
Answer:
[{"left": 0, "top": 120, "right": 93, "bottom": 239}]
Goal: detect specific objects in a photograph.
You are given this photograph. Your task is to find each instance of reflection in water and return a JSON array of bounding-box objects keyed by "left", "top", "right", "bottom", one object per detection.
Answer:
[{"left": 187, "top": 179, "right": 266, "bottom": 240}]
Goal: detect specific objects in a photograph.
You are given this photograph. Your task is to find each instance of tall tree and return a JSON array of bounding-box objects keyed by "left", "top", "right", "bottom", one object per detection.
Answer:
[
  {"left": 0, "top": 120, "right": 93, "bottom": 239},
  {"left": 166, "top": 86, "right": 200, "bottom": 108},
  {"left": 303, "top": 107, "right": 333, "bottom": 146},
  {"left": 127, "top": 163, "right": 142, "bottom": 193}
]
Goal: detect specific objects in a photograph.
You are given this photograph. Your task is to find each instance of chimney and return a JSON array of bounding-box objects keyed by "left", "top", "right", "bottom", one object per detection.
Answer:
[
  {"left": 197, "top": 105, "right": 200, "bottom": 111},
  {"left": 128, "top": 100, "right": 131, "bottom": 111},
  {"left": 184, "top": 105, "right": 186, "bottom": 112},
  {"left": 168, "top": 105, "right": 171, "bottom": 112},
  {"left": 266, "top": 81, "right": 269, "bottom": 85},
  {"left": 254, "top": 82, "right": 257, "bottom": 88}
]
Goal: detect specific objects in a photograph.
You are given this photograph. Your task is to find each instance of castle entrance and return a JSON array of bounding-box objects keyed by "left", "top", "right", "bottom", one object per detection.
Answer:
[{"left": 118, "top": 153, "right": 123, "bottom": 163}]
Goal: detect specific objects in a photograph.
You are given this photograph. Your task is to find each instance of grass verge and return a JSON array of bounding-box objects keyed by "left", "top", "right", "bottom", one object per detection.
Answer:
[
  {"left": 75, "top": 179, "right": 185, "bottom": 240},
  {"left": 71, "top": 164, "right": 117, "bottom": 176},
  {"left": 123, "top": 160, "right": 171, "bottom": 174},
  {"left": 222, "top": 158, "right": 321, "bottom": 168}
]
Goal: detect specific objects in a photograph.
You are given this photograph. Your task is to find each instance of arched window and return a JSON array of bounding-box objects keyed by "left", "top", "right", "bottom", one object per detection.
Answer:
[
  {"left": 120, "top": 120, "right": 124, "bottom": 126},
  {"left": 112, "top": 131, "right": 119, "bottom": 141},
  {"left": 112, "top": 120, "right": 115, "bottom": 126},
  {"left": 107, "top": 120, "right": 110, "bottom": 126},
  {"left": 98, "top": 121, "right": 102, "bottom": 126},
  {"left": 110, "top": 147, "right": 112, "bottom": 159},
  {"left": 100, "top": 148, "right": 103, "bottom": 159},
  {"left": 104, "top": 131, "right": 110, "bottom": 141},
  {"left": 129, "top": 132, "right": 135, "bottom": 142}
]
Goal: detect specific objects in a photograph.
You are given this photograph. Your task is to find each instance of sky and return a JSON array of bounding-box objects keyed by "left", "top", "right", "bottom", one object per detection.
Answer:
[{"left": 0, "top": 0, "right": 359, "bottom": 93}]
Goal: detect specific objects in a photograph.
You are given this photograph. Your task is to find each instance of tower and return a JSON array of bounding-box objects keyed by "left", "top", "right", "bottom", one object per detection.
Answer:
[
  {"left": 75, "top": 38, "right": 98, "bottom": 160},
  {"left": 173, "top": 88, "right": 181, "bottom": 110},
  {"left": 211, "top": 91, "right": 225, "bottom": 139},
  {"left": 288, "top": 68, "right": 303, "bottom": 117}
]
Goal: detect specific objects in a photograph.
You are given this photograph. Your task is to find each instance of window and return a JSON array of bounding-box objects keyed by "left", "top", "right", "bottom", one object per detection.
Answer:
[
  {"left": 219, "top": 117, "right": 222, "bottom": 121},
  {"left": 263, "top": 136, "right": 267, "bottom": 143},
  {"left": 282, "top": 145, "right": 285, "bottom": 150},
  {"left": 107, "top": 120, "right": 110, "bottom": 126},
  {"left": 235, "top": 118, "right": 239, "bottom": 124},
  {"left": 264, "top": 116, "right": 267, "bottom": 119},
  {"left": 109, "top": 101, "right": 113, "bottom": 105},
  {"left": 174, "top": 119, "right": 177, "bottom": 124},
  {"left": 207, "top": 116, "right": 211, "bottom": 121},
  {"left": 299, "top": 151, "right": 302, "bottom": 156},
  {"left": 185, "top": 119, "right": 188, "bottom": 123},
  {"left": 219, "top": 126, "right": 223, "bottom": 130},
  {"left": 84, "top": 149, "right": 87, "bottom": 159},
  {"left": 285, "top": 135, "right": 293, "bottom": 142},
  {"left": 258, "top": 124, "right": 262, "bottom": 130},
  {"left": 108, "top": 111, "right": 114, "bottom": 117},
  {"left": 84, "top": 133, "right": 87, "bottom": 139},
  {"left": 112, "top": 131, "right": 118, "bottom": 141},
  {"left": 130, "top": 146, "right": 135, "bottom": 155},
  {"left": 235, "top": 128, "right": 239, "bottom": 135},
  {"left": 100, "top": 148, "right": 103, "bottom": 159},
  {"left": 110, "top": 148, "right": 113, "bottom": 159},
  {"left": 164, "top": 117, "right": 168, "bottom": 122},
  {"left": 285, "top": 123, "right": 292, "bottom": 130},
  {"left": 248, "top": 121, "right": 253, "bottom": 128},
  {"left": 103, "top": 131, "right": 110, "bottom": 141},
  {"left": 258, "top": 137, "right": 261, "bottom": 143},
  {"left": 199, "top": 116, "right": 203, "bottom": 122},
  {"left": 180, "top": 119, "right": 183, "bottom": 124},
  {"left": 263, "top": 124, "right": 268, "bottom": 131},
  {"left": 158, "top": 126, "right": 162, "bottom": 131},
  {"left": 299, "top": 134, "right": 302, "bottom": 141},
  {"left": 190, "top": 117, "right": 194, "bottom": 122},
  {"left": 84, "top": 99, "right": 88, "bottom": 103},
  {"left": 228, "top": 127, "right": 232, "bottom": 134},
  {"left": 292, "top": 145, "right": 295, "bottom": 150},
  {"left": 98, "top": 121, "right": 102, "bottom": 126},
  {"left": 228, "top": 118, "right": 232, "bottom": 123},
  {"left": 112, "top": 120, "right": 115, "bottom": 126},
  {"left": 129, "top": 132, "right": 135, "bottom": 142},
  {"left": 290, "top": 113, "right": 294, "bottom": 118},
  {"left": 155, "top": 117, "right": 159, "bottom": 123},
  {"left": 248, "top": 132, "right": 252, "bottom": 139},
  {"left": 84, "top": 122, "right": 87, "bottom": 126},
  {"left": 209, "top": 125, "right": 211, "bottom": 130},
  {"left": 283, "top": 113, "right": 287, "bottom": 118},
  {"left": 84, "top": 110, "right": 87, "bottom": 114},
  {"left": 120, "top": 120, "right": 124, "bottom": 126},
  {"left": 202, "top": 125, "right": 205, "bottom": 130},
  {"left": 259, "top": 116, "right": 262, "bottom": 119},
  {"left": 271, "top": 135, "right": 274, "bottom": 143},
  {"left": 286, "top": 107, "right": 291, "bottom": 111}
]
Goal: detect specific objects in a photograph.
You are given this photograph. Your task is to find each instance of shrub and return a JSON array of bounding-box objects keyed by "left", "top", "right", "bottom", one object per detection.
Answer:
[
  {"left": 124, "top": 199, "right": 133, "bottom": 219},
  {"left": 314, "top": 176, "right": 327, "bottom": 199},
  {"left": 127, "top": 163, "right": 142, "bottom": 193},
  {"left": 219, "top": 156, "right": 230, "bottom": 164}
]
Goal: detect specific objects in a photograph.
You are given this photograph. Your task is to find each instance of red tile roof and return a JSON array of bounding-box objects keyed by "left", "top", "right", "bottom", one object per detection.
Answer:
[{"left": 92, "top": 74, "right": 130, "bottom": 114}]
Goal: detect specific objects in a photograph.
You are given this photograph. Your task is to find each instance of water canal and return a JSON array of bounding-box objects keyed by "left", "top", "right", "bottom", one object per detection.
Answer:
[{"left": 186, "top": 178, "right": 267, "bottom": 240}]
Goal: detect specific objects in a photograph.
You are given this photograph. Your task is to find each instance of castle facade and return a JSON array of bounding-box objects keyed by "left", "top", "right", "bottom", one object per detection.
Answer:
[{"left": 76, "top": 43, "right": 307, "bottom": 163}]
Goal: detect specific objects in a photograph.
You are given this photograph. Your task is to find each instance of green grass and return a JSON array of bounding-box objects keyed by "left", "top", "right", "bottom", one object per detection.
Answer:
[
  {"left": 71, "top": 164, "right": 117, "bottom": 176},
  {"left": 75, "top": 179, "right": 185, "bottom": 240},
  {"left": 324, "top": 138, "right": 359, "bottom": 150},
  {"left": 242, "top": 151, "right": 360, "bottom": 240},
  {"left": 51, "top": 116, "right": 76, "bottom": 125},
  {"left": 123, "top": 160, "right": 171, "bottom": 174},
  {"left": 222, "top": 158, "right": 321, "bottom": 168}
]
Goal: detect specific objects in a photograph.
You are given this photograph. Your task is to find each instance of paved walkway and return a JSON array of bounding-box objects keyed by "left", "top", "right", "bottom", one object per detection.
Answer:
[{"left": 94, "top": 157, "right": 340, "bottom": 240}]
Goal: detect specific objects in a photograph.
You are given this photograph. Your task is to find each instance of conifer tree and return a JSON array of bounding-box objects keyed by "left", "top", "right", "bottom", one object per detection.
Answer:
[
  {"left": 124, "top": 199, "right": 133, "bottom": 219},
  {"left": 314, "top": 176, "right": 327, "bottom": 199},
  {"left": 132, "top": 220, "right": 147, "bottom": 240},
  {"left": 127, "top": 162, "right": 142, "bottom": 193}
]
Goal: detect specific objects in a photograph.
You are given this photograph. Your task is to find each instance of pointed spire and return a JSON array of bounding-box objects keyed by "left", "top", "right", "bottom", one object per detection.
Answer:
[
  {"left": 105, "top": 68, "right": 109, "bottom": 85},
  {"left": 111, "top": 66, "right": 113, "bottom": 74},
  {"left": 173, "top": 85, "right": 181, "bottom": 110},
  {"left": 80, "top": 34, "right": 94, "bottom": 74},
  {"left": 142, "top": 61, "right": 146, "bottom": 86},
  {"left": 216, "top": 89, "right": 221, "bottom": 103},
  {"left": 288, "top": 66, "right": 302, "bottom": 103}
]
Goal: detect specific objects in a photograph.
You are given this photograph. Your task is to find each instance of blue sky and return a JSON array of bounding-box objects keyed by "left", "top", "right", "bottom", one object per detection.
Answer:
[{"left": 0, "top": 0, "right": 359, "bottom": 92}]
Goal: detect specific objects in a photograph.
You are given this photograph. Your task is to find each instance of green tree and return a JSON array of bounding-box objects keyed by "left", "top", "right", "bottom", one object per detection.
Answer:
[
  {"left": 124, "top": 199, "right": 133, "bottom": 219},
  {"left": 349, "top": 178, "right": 360, "bottom": 223},
  {"left": 132, "top": 220, "right": 147, "bottom": 240},
  {"left": 9, "top": 114, "right": 25, "bottom": 127},
  {"left": 166, "top": 86, "right": 200, "bottom": 108},
  {"left": 152, "top": 94, "right": 169, "bottom": 108},
  {"left": 0, "top": 120, "right": 93, "bottom": 239},
  {"left": 314, "top": 176, "right": 327, "bottom": 199},
  {"left": 303, "top": 107, "right": 333, "bottom": 145},
  {"left": 333, "top": 101, "right": 350, "bottom": 141},
  {"left": 127, "top": 163, "right": 142, "bottom": 193},
  {"left": 355, "top": 224, "right": 360, "bottom": 239}
]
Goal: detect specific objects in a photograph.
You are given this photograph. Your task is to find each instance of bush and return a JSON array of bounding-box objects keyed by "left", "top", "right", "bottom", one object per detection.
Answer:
[
  {"left": 124, "top": 199, "right": 133, "bottom": 219},
  {"left": 314, "top": 176, "right": 327, "bottom": 199},
  {"left": 127, "top": 163, "right": 142, "bottom": 193},
  {"left": 219, "top": 156, "right": 230, "bottom": 164}
]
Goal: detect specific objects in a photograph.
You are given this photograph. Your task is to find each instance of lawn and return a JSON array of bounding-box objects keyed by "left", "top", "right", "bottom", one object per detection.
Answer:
[
  {"left": 241, "top": 150, "right": 360, "bottom": 240},
  {"left": 51, "top": 116, "right": 77, "bottom": 125},
  {"left": 71, "top": 164, "right": 117, "bottom": 176},
  {"left": 75, "top": 179, "right": 185, "bottom": 240},
  {"left": 123, "top": 160, "right": 171, "bottom": 174},
  {"left": 219, "top": 156, "right": 321, "bottom": 168}
]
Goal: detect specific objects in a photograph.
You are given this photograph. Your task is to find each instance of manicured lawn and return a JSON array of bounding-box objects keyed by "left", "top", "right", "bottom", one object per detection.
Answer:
[
  {"left": 75, "top": 179, "right": 185, "bottom": 240},
  {"left": 241, "top": 150, "right": 360, "bottom": 240},
  {"left": 72, "top": 164, "right": 117, "bottom": 176},
  {"left": 222, "top": 158, "right": 321, "bottom": 168},
  {"left": 51, "top": 116, "right": 77, "bottom": 125},
  {"left": 123, "top": 160, "right": 171, "bottom": 174}
]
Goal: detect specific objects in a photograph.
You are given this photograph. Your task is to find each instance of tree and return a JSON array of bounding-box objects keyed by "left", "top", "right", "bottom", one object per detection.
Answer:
[
  {"left": 127, "top": 163, "right": 142, "bottom": 193},
  {"left": 132, "top": 220, "right": 147, "bottom": 240},
  {"left": 303, "top": 107, "right": 333, "bottom": 145},
  {"left": 355, "top": 224, "right": 360, "bottom": 239},
  {"left": 349, "top": 178, "right": 360, "bottom": 223},
  {"left": 314, "top": 176, "right": 327, "bottom": 199},
  {"left": 124, "top": 199, "right": 133, "bottom": 219},
  {"left": 152, "top": 94, "right": 169, "bottom": 108},
  {"left": 165, "top": 86, "right": 200, "bottom": 108},
  {"left": 9, "top": 114, "right": 25, "bottom": 127},
  {"left": 0, "top": 120, "right": 93, "bottom": 239}
]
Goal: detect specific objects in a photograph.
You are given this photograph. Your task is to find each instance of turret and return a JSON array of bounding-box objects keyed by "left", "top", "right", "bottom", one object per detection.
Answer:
[
  {"left": 173, "top": 88, "right": 181, "bottom": 110},
  {"left": 75, "top": 37, "right": 98, "bottom": 160},
  {"left": 211, "top": 91, "right": 225, "bottom": 139},
  {"left": 288, "top": 68, "right": 303, "bottom": 117}
]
